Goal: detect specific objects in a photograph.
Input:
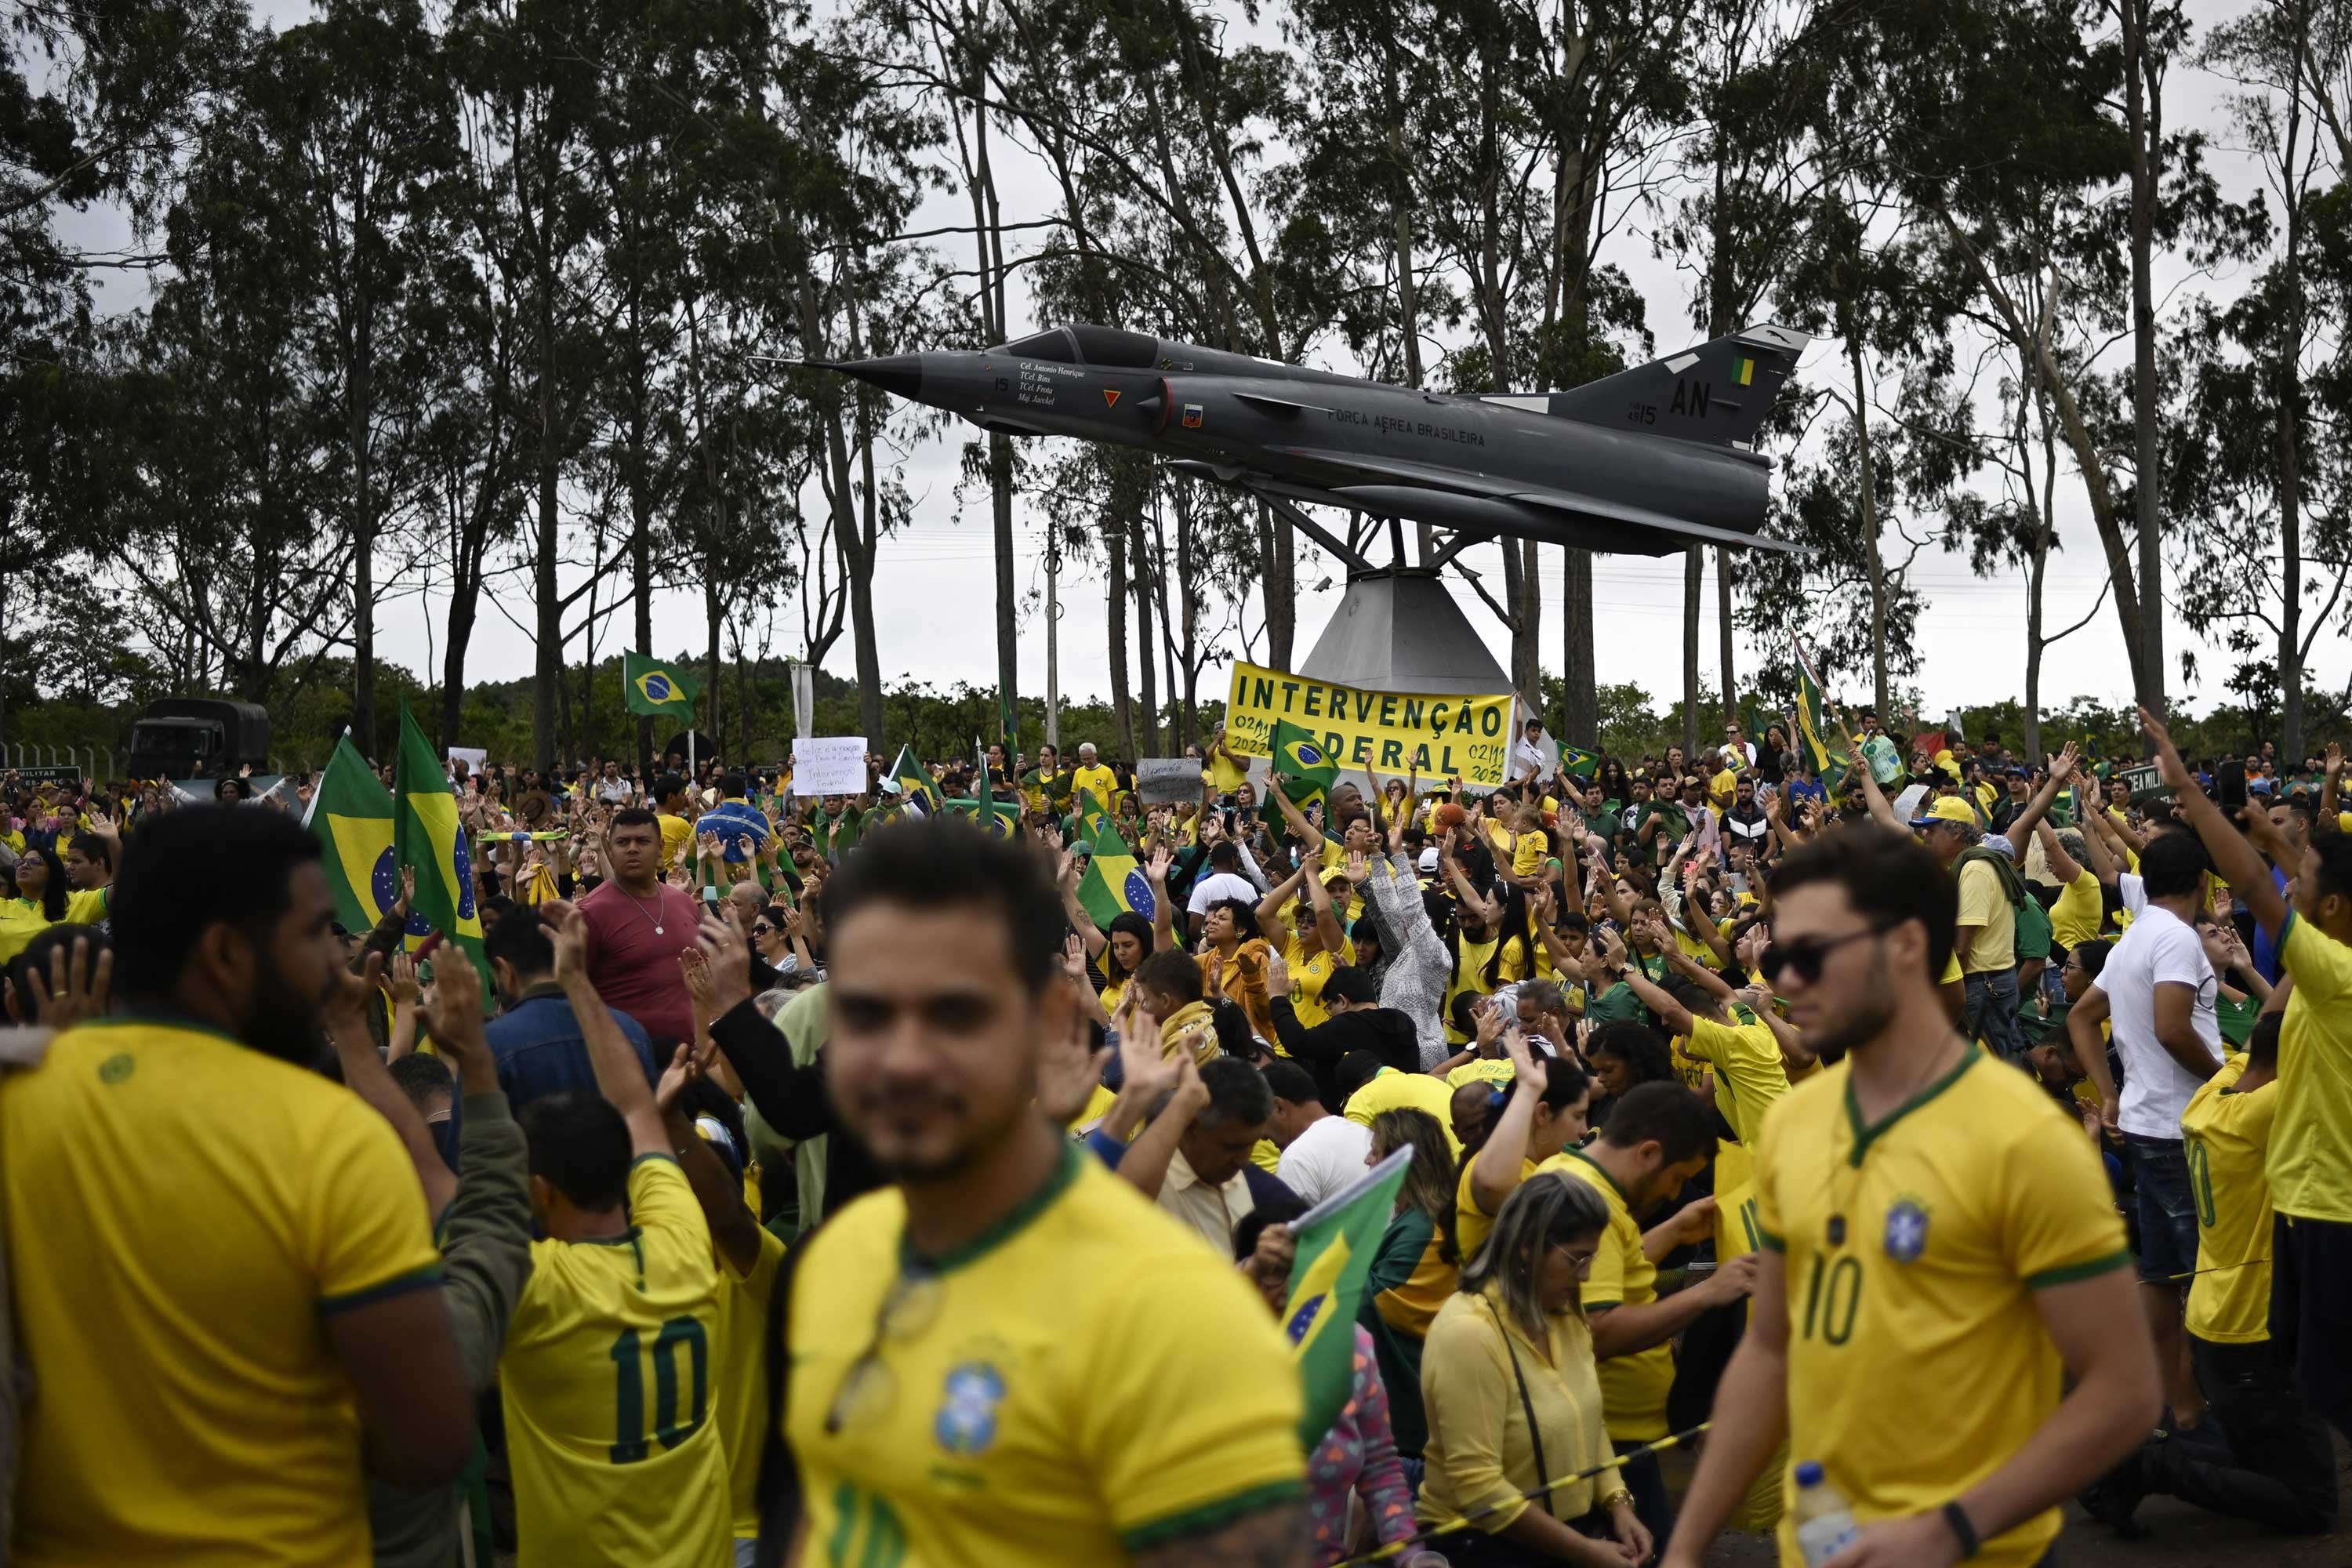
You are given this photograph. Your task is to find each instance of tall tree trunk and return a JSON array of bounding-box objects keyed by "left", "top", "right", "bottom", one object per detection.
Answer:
[
  {"left": 350, "top": 304, "right": 376, "bottom": 758},
  {"left": 1514, "top": 537, "right": 1542, "bottom": 698},
  {"left": 1133, "top": 511, "right": 1159, "bottom": 753},
  {"left": 2279, "top": 34, "right": 2308, "bottom": 758},
  {"left": 1563, "top": 548, "right": 1595, "bottom": 744},
  {"left": 2124, "top": 0, "right": 2166, "bottom": 723},
  {"left": 532, "top": 374, "right": 561, "bottom": 772},
  {"left": 1263, "top": 500, "right": 1294, "bottom": 670},
  {"left": 1681, "top": 549, "right": 1700, "bottom": 756},
  {"left": 1851, "top": 338, "right": 1891, "bottom": 715},
  {"left": 1108, "top": 501, "right": 1134, "bottom": 757},
  {"left": 1716, "top": 549, "right": 1736, "bottom": 727},
  {"left": 632, "top": 404, "right": 655, "bottom": 774},
  {"left": 991, "top": 431, "right": 1018, "bottom": 731}
]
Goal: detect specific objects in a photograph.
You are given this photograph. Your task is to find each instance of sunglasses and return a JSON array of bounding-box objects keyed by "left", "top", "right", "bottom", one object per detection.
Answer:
[
  {"left": 1759, "top": 920, "right": 1900, "bottom": 985},
  {"left": 752, "top": 924, "right": 775, "bottom": 938},
  {"left": 826, "top": 1268, "right": 944, "bottom": 1434}
]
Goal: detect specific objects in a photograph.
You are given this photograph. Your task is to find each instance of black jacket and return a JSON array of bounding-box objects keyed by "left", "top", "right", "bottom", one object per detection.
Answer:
[
  {"left": 706, "top": 996, "right": 881, "bottom": 1221},
  {"left": 1270, "top": 998, "right": 1422, "bottom": 1103}
]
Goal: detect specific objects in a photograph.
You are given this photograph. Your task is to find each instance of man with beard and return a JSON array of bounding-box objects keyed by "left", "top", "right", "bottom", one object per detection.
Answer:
[
  {"left": 1663, "top": 826, "right": 2158, "bottom": 1568},
  {"left": 0, "top": 805, "right": 473, "bottom": 1566},
  {"left": 777, "top": 817, "right": 1306, "bottom": 1566}
]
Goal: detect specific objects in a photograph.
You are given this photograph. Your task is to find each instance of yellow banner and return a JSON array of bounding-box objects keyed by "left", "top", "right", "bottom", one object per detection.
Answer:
[{"left": 1224, "top": 661, "right": 1515, "bottom": 786}]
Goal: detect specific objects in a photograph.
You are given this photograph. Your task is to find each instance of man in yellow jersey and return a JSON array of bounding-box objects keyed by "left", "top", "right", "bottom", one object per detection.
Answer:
[
  {"left": 0, "top": 806, "right": 473, "bottom": 1566},
  {"left": 2082, "top": 1014, "right": 2339, "bottom": 1535},
  {"left": 652, "top": 772, "right": 697, "bottom": 873},
  {"left": 2147, "top": 707, "right": 2352, "bottom": 1444},
  {"left": 1457, "top": 1028, "right": 1589, "bottom": 1261},
  {"left": 777, "top": 818, "right": 1305, "bottom": 1566},
  {"left": 1664, "top": 825, "right": 2157, "bottom": 1568},
  {"left": 1617, "top": 945, "right": 1799, "bottom": 1148},
  {"left": 1072, "top": 740, "right": 1119, "bottom": 815},
  {"left": 651, "top": 967, "right": 790, "bottom": 1567},
  {"left": 499, "top": 905, "right": 731, "bottom": 1566},
  {"left": 1537, "top": 1079, "right": 1752, "bottom": 1546}
]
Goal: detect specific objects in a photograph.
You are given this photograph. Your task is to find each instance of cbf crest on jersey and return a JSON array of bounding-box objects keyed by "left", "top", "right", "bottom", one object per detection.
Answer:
[
  {"left": 935, "top": 1363, "right": 1006, "bottom": 1456},
  {"left": 1884, "top": 1198, "right": 1931, "bottom": 1264}
]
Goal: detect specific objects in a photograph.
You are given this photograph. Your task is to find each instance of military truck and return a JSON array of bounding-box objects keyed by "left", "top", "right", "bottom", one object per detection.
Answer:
[{"left": 126, "top": 699, "right": 271, "bottom": 781}]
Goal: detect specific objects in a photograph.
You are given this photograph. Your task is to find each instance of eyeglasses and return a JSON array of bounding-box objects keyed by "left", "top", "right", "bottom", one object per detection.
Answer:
[
  {"left": 752, "top": 924, "right": 775, "bottom": 938},
  {"left": 1759, "top": 920, "right": 1899, "bottom": 985},
  {"left": 1554, "top": 1244, "right": 1599, "bottom": 1270},
  {"left": 825, "top": 1267, "right": 944, "bottom": 1434}
]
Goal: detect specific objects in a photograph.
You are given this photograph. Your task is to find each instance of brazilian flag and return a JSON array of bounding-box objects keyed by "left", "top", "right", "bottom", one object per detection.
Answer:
[
  {"left": 393, "top": 704, "right": 492, "bottom": 995},
  {"left": 624, "top": 652, "right": 699, "bottom": 720},
  {"left": 1283, "top": 1146, "right": 1411, "bottom": 1448},
  {"left": 304, "top": 731, "right": 396, "bottom": 935},
  {"left": 1791, "top": 642, "right": 1852, "bottom": 775},
  {"left": 1078, "top": 818, "right": 1153, "bottom": 927},
  {"left": 1272, "top": 719, "right": 1338, "bottom": 808},
  {"left": 887, "top": 744, "right": 939, "bottom": 812},
  {"left": 1558, "top": 743, "right": 1600, "bottom": 781}
]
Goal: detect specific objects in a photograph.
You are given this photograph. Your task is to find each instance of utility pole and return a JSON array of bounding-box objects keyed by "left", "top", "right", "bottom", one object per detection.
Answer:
[{"left": 1045, "top": 529, "right": 1062, "bottom": 747}]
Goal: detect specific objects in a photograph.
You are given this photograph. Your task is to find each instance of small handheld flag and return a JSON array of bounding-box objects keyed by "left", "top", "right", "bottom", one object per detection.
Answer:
[
  {"left": 1078, "top": 819, "right": 1155, "bottom": 928},
  {"left": 393, "top": 704, "right": 491, "bottom": 994},
  {"left": 1283, "top": 1146, "right": 1412, "bottom": 1447},
  {"left": 306, "top": 732, "right": 396, "bottom": 935},
  {"left": 1272, "top": 719, "right": 1338, "bottom": 808},
  {"left": 887, "top": 744, "right": 939, "bottom": 812}
]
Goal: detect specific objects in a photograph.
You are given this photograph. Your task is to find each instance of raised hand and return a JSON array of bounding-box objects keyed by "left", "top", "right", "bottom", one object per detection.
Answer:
[
  {"left": 693, "top": 912, "right": 757, "bottom": 1016},
  {"left": 418, "top": 950, "right": 487, "bottom": 1066},
  {"left": 18, "top": 935, "right": 111, "bottom": 1030},
  {"left": 1264, "top": 946, "right": 1290, "bottom": 996},
  {"left": 543, "top": 902, "right": 590, "bottom": 985},
  {"left": 1062, "top": 932, "right": 1090, "bottom": 984},
  {"left": 2138, "top": 706, "right": 2192, "bottom": 792},
  {"left": 654, "top": 1041, "right": 699, "bottom": 1114},
  {"left": 387, "top": 952, "right": 421, "bottom": 1009},
  {"left": 1344, "top": 848, "right": 1374, "bottom": 886},
  {"left": 1146, "top": 845, "right": 1171, "bottom": 887}
]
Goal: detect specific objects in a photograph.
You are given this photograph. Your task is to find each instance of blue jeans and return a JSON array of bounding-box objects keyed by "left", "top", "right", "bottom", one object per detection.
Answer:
[
  {"left": 2125, "top": 1134, "right": 2200, "bottom": 1286},
  {"left": 1963, "top": 968, "right": 2027, "bottom": 1061}
]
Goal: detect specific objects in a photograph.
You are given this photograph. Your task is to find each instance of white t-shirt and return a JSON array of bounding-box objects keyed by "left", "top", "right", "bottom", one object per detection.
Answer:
[
  {"left": 1187, "top": 871, "right": 1260, "bottom": 916},
  {"left": 1275, "top": 1114, "right": 1375, "bottom": 1208},
  {"left": 2097, "top": 902, "right": 2220, "bottom": 1139}
]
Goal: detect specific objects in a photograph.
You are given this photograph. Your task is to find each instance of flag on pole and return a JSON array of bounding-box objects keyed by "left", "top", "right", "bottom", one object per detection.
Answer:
[
  {"left": 1790, "top": 641, "right": 1852, "bottom": 776},
  {"left": 1283, "top": 1146, "right": 1413, "bottom": 1447},
  {"left": 393, "top": 704, "right": 490, "bottom": 989},
  {"left": 306, "top": 731, "right": 397, "bottom": 936},
  {"left": 887, "top": 744, "right": 938, "bottom": 813},
  {"left": 942, "top": 797, "right": 1020, "bottom": 835},
  {"left": 1077, "top": 818, "right": 1154, "bottom": 928},
  {"left": 1271, "top": 719, "right": 1338, "bottom": 808},
  {"left": 623, "top": 652, "right": 699, "bottom": 720}
]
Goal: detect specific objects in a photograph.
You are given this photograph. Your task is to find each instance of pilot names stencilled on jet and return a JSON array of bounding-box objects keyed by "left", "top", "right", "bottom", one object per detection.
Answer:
[{"left": 1322, "top": 407, "right": 1487, "bottom": 446}]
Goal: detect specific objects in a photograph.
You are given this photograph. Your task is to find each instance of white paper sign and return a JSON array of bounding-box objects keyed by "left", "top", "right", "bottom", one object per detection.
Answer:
[
  {"left": 793, "top": 736, "right": 869, "bottom": 796},
  {"left": 1135, "top": 757, "right": 1203, "bottom": 804},
  {"left": 447, "top": 746, "right": 488, "bottom": 775}
]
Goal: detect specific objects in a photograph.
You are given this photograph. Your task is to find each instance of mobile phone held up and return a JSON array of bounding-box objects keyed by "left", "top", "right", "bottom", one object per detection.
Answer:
[{"left": 2216, "top": 760, "right": 2248, "bottom": 813}]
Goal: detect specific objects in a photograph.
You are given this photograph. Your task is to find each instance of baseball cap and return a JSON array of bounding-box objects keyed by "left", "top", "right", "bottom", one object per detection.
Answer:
[
  {"left": 1980, "top": 837, "right": 2017, "bottom": 860},
  {"left": 1911, "top": 797, "right": 1977, "bottom": 829}
]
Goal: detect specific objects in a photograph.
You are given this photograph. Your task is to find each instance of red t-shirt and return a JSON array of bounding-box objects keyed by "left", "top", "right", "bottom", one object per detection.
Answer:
[{"left": 577, "top": 880, "right": 705, "bottom": 1044}]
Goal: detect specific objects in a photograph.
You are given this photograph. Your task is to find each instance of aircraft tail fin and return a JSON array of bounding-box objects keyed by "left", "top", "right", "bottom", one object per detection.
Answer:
[{"left": 1479, "top": 325, "right": 1809, "bottom": 447}]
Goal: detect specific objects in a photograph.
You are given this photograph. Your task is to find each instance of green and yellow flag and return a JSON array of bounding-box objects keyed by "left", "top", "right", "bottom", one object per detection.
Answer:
[
  {"left": 624, "top": 652, "right": 699, "bottom": 720},
  {"left": 1272, "top": 719, "right": 1338, "bottom": 808},
  {"left": 1284, "top": 1146, "right": 1412, "bottom": 1447},
  {"left": 1790, "top": 642, "right": 1852, "bottom": 776},
  {"left": 887, "top": 744, "right": 939, "bottom": 812},
  {"left": 1558, "top": 743, "right": 1600, "bottom": 781},
  {"left": 393, "top": 704, "right": 490, "bottom": 989},
  {"left": 1077, "top": 818, "right": 1152, "bottom": 929},
  {"left": 304, "top": 731, "right": 397, "bottom": 936}
]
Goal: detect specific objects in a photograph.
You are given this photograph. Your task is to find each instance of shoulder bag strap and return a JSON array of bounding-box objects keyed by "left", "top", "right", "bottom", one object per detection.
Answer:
[{"left": 1486, "top": 1298, "right": 1553, "bottom": 1518}]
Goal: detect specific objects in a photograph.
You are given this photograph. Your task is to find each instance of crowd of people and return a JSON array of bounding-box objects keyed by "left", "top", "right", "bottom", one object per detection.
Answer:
[{"left": 0, "top": 696, "right": 2346, "bottom": 1568}]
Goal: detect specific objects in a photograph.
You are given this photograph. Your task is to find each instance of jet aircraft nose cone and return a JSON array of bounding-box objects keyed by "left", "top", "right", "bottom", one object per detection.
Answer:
[{"left": 832, "top": 354, "right": 924, "bottom": 401}]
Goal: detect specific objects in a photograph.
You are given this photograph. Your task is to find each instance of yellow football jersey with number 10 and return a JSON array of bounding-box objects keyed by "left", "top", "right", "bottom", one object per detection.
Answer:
[
  {"left": 1753, "top": 1051, "right": 2129, "bottom": 1568},
  {"left": 785, "top": 1143, "right": 1305, "bottom": 1566},
  {"left": 499, "top": 1154, "right": 731, "bottom": 1568}
]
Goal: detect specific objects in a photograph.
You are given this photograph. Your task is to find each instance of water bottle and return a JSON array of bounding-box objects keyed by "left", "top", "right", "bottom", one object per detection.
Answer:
[{"left": 1792, "top": 1461, "right": 1861, "bottom": 1567}]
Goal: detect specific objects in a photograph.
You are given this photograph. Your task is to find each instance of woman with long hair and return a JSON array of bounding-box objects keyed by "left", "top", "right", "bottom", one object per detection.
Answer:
[
  {"left": 1355, "top": 1107, "right": 1461, "bottom": 1469},
  {"left": 1419, "top": 1174, "right": 1650, "bottom": 1566}
]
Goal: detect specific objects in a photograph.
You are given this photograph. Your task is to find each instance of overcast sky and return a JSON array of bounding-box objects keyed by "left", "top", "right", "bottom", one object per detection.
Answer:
[{"left": 64, "top": 0, "right": 2336, "bottom": 734}]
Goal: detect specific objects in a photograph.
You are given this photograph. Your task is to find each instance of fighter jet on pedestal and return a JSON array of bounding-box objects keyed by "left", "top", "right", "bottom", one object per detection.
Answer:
[{"left": 803, "top": 321, "right": 1809, "bottom": 568}]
